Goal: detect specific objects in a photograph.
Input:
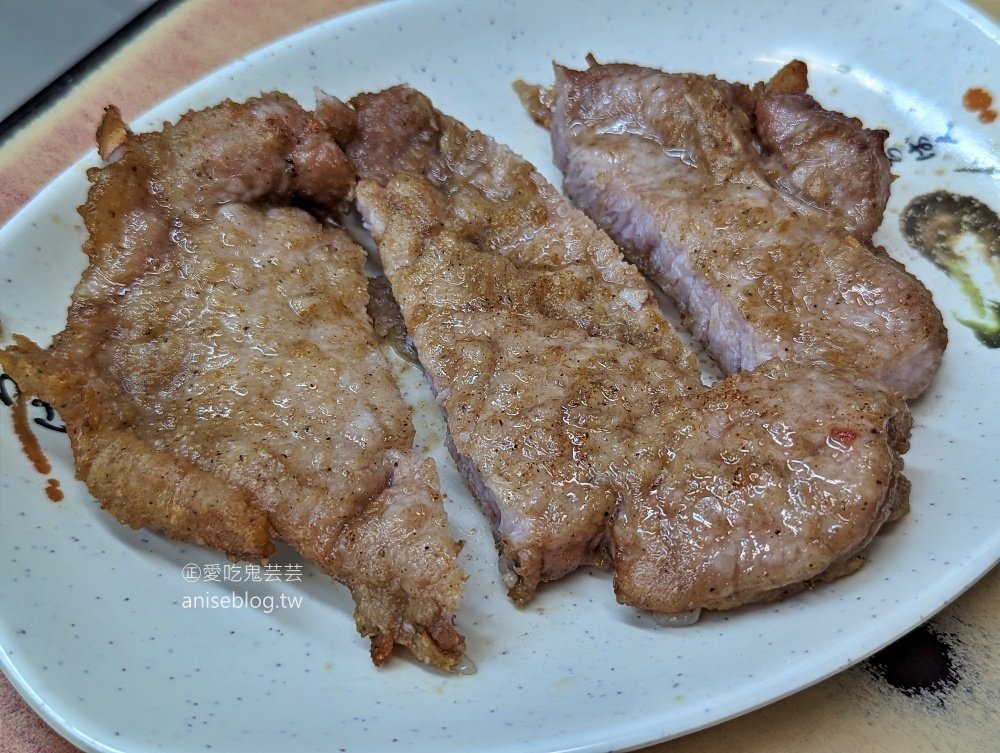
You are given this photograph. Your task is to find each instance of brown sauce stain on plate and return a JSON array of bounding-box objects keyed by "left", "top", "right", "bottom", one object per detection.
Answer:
[
  {"left": 963, "top": 87, "right": 997, "bottom": 124},
  {"left": 11, "top": 392, "right": 52, "bottom": 476},
  {"left": 3, "top": 374, "right": 63, "bottom": 501},
  {"left": 45, "top": 478, "right": 64, "bottom": 502}
]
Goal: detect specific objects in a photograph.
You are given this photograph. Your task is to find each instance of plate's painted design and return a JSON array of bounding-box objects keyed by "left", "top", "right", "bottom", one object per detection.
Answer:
[{"left": 899, "top": 191, "right": 1000, "bottom": 347}]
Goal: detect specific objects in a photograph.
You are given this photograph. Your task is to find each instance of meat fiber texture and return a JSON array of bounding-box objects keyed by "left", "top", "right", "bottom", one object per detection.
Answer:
[
  {"left": 547, "top": 58, "right": 947, "bottom": 399},
  {"left": 343, "top": 85, "right": 912, "bottom": 617},
  {"left": 0, "top": 95, "right": 466, "bottom": 670}
]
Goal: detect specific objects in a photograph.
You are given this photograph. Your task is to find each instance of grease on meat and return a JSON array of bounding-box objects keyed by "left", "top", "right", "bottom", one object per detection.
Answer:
[
  {"left": 545, "top": 59, "right": 946, "bottom": 398},
  {"left": 0, "top": 95, "right": 466, "bottom": 669},
  {"left": 345, "top": 86, "right": 912, "bottom": 617},
  {"left": 345, "top": 86, "right": 700, "bottom": 600}
]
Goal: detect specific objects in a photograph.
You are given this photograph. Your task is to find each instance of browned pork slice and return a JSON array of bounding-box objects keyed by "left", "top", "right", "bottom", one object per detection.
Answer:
[
  {"left": 357, "top": 171, "right": 912, "bottom": 618},
  {"left": 342, "top": 86, "right": 913, "bottom": 616},
  {"left": 751, "top": 60, "right": 892, "bottom": 244},
  {"left": 344, "top": 85, "right": 699, "bottom": 369},
  {"left": 357, "top": 174, "right": 691, "bottom": 602},
  {"left": 341, "top": 85, "right": 701, "bottom": 601},
  {"left": 0, "top": 95, "right": 466, "bottom": 669},
  {"left": 546, "top": 59, "right": 947, "bottom": 398},
  {"left": 612, "top": 359, "right": 911, "bottom": 615}
]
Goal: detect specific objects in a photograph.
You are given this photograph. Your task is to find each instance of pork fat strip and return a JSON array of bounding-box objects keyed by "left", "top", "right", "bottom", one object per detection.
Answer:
[
  {"left": 357, "top": 172, "right": 911, "bottom": 618},
  {"left": 343, "top": 86, "right": 912, "bottom": 615},
  {"left": 546, "top": 59, "right": 947, "bottom": 398},
  {"left": 0, "top": 96, "right": 466, "bottom": 669}
]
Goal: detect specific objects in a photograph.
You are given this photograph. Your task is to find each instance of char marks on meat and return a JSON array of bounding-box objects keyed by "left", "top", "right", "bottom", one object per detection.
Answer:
[
  {"left": 0, "top": 95, "right": 466, "bottom": 669},
  {"left": 546, "top": 59, "right": 947, "bottom": 398},
  {"left": 344, "top": 86, "right": 912, "bottom": 617}
]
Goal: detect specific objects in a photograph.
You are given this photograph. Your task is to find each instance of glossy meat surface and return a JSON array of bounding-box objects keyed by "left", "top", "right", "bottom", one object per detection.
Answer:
[
  {"left": 0, "top": 95, "right": 466, "bottom": 669},
  {"left": 612, "top": 360, "right": 910, "bottom": 613},
  {"left": 547, "top": 60, "right": 946, "bottom": 398},
  {"left": 348, "top": 87, "right": 913, "bottom": 616},
  {"left": 347, "top": 86, "right": 697, "bottom": 367},
  {"left": 359, "top": 174, "right": 691, "bottom": 600},
  {"left": 752, "top": 60, "right": 893, "bottom": 243},
  {"left": 347, "top": 86, "right": 699, "bottom": 600}
]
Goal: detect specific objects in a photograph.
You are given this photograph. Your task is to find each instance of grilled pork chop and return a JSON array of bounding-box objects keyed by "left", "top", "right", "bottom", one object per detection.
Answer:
[
  {"left": 0, "top": 95, "right": 466, "bottom": 669},
  {"left": 545, "top": 59, "right": 947, "bottom": 398},
  {"left": 343, "top": 85, "right": 700, "bottom": 600},
  {"left": 345, "top": 87, "right": 912, "bottom": 616}
]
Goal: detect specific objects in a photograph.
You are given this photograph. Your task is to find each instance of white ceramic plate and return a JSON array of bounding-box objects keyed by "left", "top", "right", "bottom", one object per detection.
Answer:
[{"left": 3, "top": 1, "right": 1000, "bottom": 751}]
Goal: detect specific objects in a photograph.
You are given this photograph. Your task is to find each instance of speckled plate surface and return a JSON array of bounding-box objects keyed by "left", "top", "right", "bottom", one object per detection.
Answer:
[{"left": 2, "top": 1, "right": 1000, "bottom": 752}]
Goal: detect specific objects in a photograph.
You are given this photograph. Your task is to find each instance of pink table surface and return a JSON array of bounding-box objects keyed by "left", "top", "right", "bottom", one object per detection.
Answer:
[{"left": 1, "top": 1, "right": 999, "bottom": 751}]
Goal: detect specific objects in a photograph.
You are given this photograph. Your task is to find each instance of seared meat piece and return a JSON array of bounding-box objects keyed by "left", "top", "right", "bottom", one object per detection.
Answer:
[
  {"left": 347, "top": 87, "right": 912, "bottom": 616},
  {"left": 752, "top": 60, "right": 892, "bottom": 243},
  {"left": 346, "top": 86, "right": 697, "bottom": 368},
  {"left": 546, "top": 59, "right": 947, "bottom": 398},
  {"left": 612, "top": 359, "right": 911, "bottom": 614},
  {"left": 0, "top": 95, "right": 466, "bottom": 669},
  {"left": 366, "top": 183, "right": 658, "bottom": 598},
  {"left": 357, "top": 173, "right": 911, "bottom": 617},
  {"left": 345, "top": 86, "right": 699, "bottom": 600}
]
